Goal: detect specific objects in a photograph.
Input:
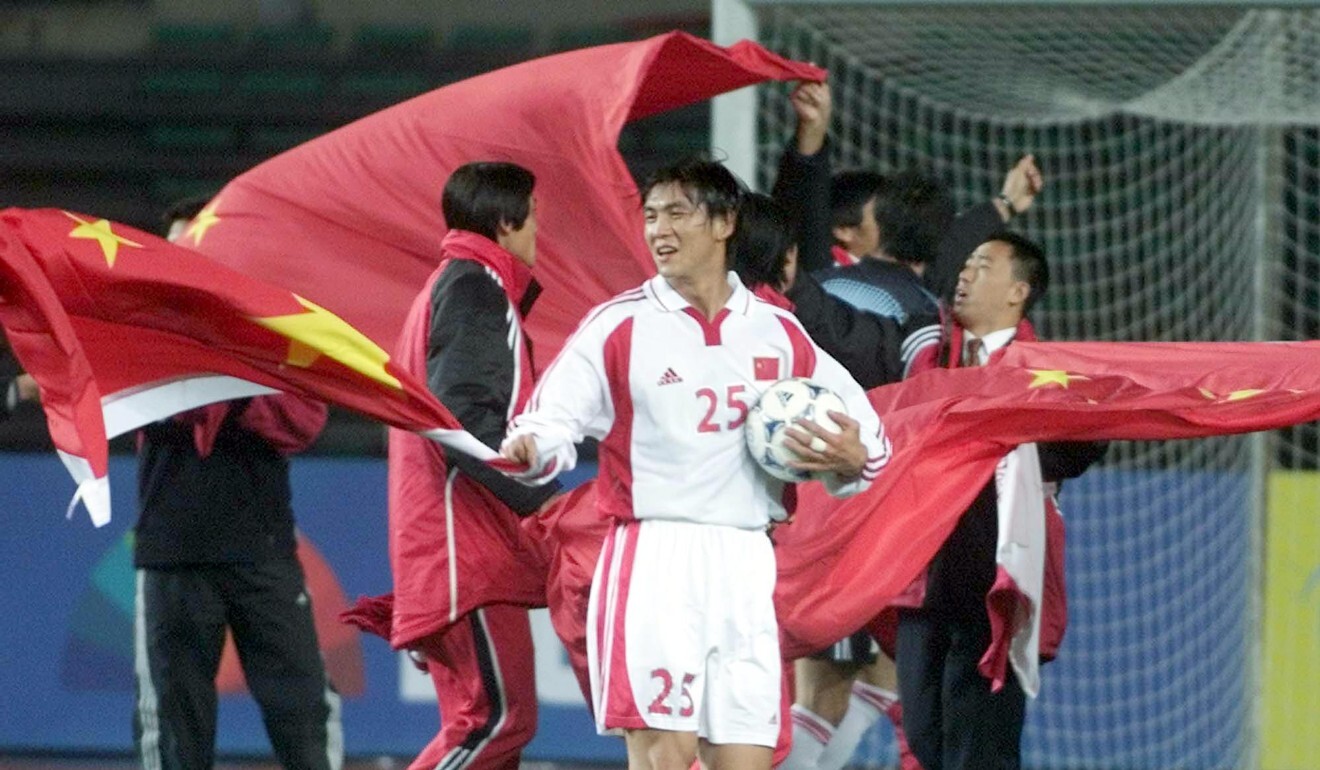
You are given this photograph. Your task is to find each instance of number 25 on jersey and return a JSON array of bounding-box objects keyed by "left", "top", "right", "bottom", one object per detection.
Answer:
[{"left": 696, "top": 384, "right": 750, "bottom": 433}]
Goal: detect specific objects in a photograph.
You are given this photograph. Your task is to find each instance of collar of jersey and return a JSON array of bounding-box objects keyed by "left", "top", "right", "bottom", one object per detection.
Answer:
[{"left": 646, "top": 271, "right": 753, "bottom": 316}]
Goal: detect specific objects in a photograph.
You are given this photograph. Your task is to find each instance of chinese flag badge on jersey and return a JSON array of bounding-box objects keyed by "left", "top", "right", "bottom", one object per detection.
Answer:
[{"left": 754, "top": 357, "right": 780, "bottom": 381}]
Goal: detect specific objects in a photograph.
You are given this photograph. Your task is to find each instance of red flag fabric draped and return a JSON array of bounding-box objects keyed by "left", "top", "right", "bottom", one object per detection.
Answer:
[
  {"left": 775, "top": 339, "right": 1320, "bottom": 657},
  {"left": 188, "top": 32, "right": 824, "bottom": 362},
  {"left": 0, "top": 208, "right": 482, "bottom": 525}
]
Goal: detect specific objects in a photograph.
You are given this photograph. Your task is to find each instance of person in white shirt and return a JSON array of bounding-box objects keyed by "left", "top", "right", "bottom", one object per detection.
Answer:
[{"left": 502, "top": 158, "right": 890, "bottom": 770}]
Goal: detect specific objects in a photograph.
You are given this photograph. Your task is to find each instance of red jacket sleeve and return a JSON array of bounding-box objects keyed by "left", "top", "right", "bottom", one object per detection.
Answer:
[{"left": 237, "top": 393, "right": 328, "bottom": 455}]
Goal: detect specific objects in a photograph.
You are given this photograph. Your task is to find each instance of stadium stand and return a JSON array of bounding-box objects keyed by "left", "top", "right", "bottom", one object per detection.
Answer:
[{"left": 0, "top": 15, "right": 709, "bottom": 455}]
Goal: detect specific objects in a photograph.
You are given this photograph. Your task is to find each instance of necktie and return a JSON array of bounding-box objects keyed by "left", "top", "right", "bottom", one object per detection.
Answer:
[{"left": 962, "top": 337, "right": 983, "bottom": 367}]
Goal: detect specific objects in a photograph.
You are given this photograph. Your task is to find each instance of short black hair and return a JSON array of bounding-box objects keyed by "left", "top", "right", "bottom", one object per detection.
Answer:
[
  {"left": 988, "top": 230, "right": 1049, "bottom": 314},
  {"left": 639, "top": 156, "right": 743, "bottom": 223},
  {"left": 161, "top": 195, "right": 212, "bottom": 235},
  {"left": 873, "top": 169, "right": 955, "bottom": 266},
  {"left": 829, "top": 170, "right": 887, "bottom": 230},
  {"left": 441, "top": 161, "right": 536, "bottom": 241},
  {"left": 729, "top": 192, "right": 794, "bottom": 289}
]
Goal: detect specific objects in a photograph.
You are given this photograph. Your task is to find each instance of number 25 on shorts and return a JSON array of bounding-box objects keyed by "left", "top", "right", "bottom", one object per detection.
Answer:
[{"left": 648, "top": 668, "right": 696, "bottom": 717}]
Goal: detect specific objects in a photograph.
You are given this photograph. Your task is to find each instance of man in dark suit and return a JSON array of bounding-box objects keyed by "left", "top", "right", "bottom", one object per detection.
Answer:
[{"left": 897, "top": 232, "right": 1106, "bottom": 770}]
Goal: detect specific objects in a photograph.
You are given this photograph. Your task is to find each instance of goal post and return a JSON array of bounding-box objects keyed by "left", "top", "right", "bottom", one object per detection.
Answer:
[
  {"left": 716, "top": 2, "right": 1320, "bottom": 768},
  {"left": 710, "top": 0, "right": 760, "bottom": 185}
]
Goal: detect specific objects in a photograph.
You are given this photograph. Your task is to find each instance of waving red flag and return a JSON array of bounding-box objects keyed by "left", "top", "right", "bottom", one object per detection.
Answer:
[
  {"left": 0, "top": 208, "right": 492, "bottom": 525},
  {"left": 187, "top": 32, "right": 824, "bottom": 361},
  {"left": 775, "top": 339, "right": 1320, "bottom": 656}
]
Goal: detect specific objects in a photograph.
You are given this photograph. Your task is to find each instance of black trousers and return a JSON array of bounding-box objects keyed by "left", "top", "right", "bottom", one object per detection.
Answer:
[
  {"left": 896, "top": 606, "right": 1025, "bottom": 770},
  {"left": 133, "top": 558, "right": 342, "bottom": 770}
]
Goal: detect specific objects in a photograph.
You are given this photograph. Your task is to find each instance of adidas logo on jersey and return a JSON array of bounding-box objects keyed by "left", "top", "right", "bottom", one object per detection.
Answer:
[{"left": 657, "top": 367, "right": 683, "bottom": 386}]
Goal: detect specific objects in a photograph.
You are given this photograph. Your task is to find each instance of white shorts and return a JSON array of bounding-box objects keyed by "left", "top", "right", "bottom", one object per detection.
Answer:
[{"left": 587, "top": 518, "right": 781, "bottom": 747}]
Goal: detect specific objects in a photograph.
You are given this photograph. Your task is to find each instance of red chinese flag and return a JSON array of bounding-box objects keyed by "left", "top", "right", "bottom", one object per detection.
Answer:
[
  {"left": 754, "top": 356, "right": 781, "bottom": 381},
  {"left": 773, "top": 340, "right": 1320, "bottom": 656},
  {"left": 188, "top": 32, "right": 824, "bottom": 363},
  {"left": 0, "top": 208, "right": 496, "bottom": 525}
]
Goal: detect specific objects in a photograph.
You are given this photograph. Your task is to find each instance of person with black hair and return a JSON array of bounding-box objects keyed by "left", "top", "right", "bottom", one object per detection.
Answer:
[
  {"left": 825, "top": 168, "right": 958, "bottom": 272},
  {"left": 502, "top": 158, "right": 889, "bottom": 770},
  {"left": 133, "top": 197, "right": 341, "bottom": 770},
  {"left": 389, "top": 161, "right": 560, "bottom": 770},
  {"left": 730, "top": 190, "right": 921, "bottom": 371},
  {"left": 727, "top": 193, "right": 798, "bottom": 294},
  {"left": 823, "top": 170, "right": 886, "bottom": 267},
  {"left": 895, "top": 233, "right": 1106, "bottom": 770},
  {"left": 775, "top": 84, "right": 1038, "bottom": 281}
]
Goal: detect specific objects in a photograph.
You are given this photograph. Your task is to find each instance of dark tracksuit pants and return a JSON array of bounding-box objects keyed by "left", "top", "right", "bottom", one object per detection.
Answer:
[
  {"left": 896, "top": 485, "right": 1026, "bottom": 770},
  {"left": 896, "top": 605, "right": 1026, "bottom": 770},
  {"left": 133, "top": 557, "right": 342, "bottom": 770}
]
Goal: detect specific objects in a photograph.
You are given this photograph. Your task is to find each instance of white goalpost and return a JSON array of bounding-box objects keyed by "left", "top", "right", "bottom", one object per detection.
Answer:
[{"left": 714, "top": 2, "right": 1320, "bottom": 768}]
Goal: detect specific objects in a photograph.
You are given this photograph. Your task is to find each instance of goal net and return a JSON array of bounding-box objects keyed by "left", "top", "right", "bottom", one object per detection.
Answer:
[{"left": 718, "top": 3, "right": 1320, "bottom": 768}]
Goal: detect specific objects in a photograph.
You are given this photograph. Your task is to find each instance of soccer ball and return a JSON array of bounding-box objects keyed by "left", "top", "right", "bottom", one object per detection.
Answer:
[{"left": 745, "top": 377, "right": 848, "bottom": 482}]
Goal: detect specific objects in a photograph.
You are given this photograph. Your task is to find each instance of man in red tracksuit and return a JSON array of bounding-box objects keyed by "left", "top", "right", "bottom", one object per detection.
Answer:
[{"left": 388, "top": 161, "right": 560, "bottom": 770}]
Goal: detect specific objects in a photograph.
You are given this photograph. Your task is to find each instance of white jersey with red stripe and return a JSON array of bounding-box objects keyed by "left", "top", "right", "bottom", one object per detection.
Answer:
[{"left": 507, "top": 272, "right": 889, "bottom": 529}]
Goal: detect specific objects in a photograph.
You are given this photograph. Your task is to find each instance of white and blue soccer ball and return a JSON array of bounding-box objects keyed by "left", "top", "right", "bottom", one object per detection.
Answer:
[{"left": 744, "top": 377, "right": 848, "bottom": 483}]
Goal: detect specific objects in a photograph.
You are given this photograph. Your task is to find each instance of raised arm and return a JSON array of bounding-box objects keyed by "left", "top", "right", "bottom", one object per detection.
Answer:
[
  {"left": 925, "top": 154, "right": 1044, "bottom": 301},
  {"left": 771, "top": 81, "right": 836, "bottom": 274}
]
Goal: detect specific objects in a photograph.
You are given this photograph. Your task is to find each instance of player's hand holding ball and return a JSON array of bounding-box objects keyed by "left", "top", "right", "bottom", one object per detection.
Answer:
[{"left": 783, "top": 408, "right": 865, "bottom": 480}]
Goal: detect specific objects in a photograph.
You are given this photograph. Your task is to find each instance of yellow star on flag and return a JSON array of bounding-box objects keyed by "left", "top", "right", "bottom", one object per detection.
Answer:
[
  {"left": 1224, "top": 389, "right": 1265, "bottom": 402},
  {"left": 251, "top": 295, "right": 401, "bottom": 390},
  {"left": 1199, "top": 387, "right": 1268, "bottom": 402},
  {"left": 1027, "top": 369, "right": 1089, "bottom": 389},
  {"left": 63, "top": 212, "right": 142, "bottom": 267},
  {"left": 186, "top": 200, "right": 222, "bottom": 246}
]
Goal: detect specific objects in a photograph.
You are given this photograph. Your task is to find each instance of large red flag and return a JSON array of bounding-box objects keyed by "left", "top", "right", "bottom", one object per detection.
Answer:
[
  {"left": 776, "top": 339, "right": 1320, "bottom": 656},
  {"left": 0, "top": 208, "right": 494, "bottom": 525},
  {"left": 187, "top": 32, "right": 824, "bottom": 361}
]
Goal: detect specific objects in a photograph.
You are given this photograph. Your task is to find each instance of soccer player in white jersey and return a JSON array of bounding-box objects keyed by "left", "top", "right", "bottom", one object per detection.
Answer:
[{"left": 502, "top": 159, "right": 891, "bottom": 770}]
